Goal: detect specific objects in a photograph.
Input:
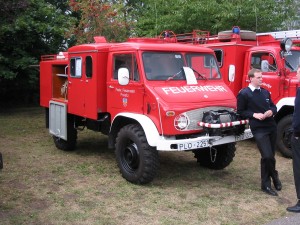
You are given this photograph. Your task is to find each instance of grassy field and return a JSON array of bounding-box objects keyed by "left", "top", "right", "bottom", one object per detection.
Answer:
[{"left": 0, "top": 107, "right": 297, "bottom": 225}]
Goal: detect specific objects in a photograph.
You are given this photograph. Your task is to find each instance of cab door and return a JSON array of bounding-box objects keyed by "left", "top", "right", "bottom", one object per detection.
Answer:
[
  {"left": 248, "top": 51, "right": 281, "bottom": 102},
  {"left": 107, "top": 52, "right": 144, "bottom": 117}
]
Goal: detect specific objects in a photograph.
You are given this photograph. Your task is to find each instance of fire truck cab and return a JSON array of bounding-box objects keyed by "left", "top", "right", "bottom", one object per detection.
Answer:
[
  {"left": 167, "top": 27, "right": 300, "bottom": 158},
  {"left": 40, "top": 36, "right": 252, "bottom": 184}
]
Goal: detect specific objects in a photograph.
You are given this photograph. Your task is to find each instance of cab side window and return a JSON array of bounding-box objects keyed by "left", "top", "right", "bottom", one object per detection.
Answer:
[
  {"left": 86, "top": 56, "right": 93, "bottom": 78},
  {"left": 70, "top": 57, "right": 82, "bottom": 78},
  {"left": 214, "top": 49, "right": 223, "bottom": 67},
  {"left": 113, "top": 54, "right": 140, "bottom": 81},
  {"left": 251, "top": 53, "right": 277, "bottom": 72}
]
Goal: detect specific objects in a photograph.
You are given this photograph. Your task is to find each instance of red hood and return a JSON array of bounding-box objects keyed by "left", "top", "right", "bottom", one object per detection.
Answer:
[{"left": 152, "top": 83, "right": 235, "bottom": 104}]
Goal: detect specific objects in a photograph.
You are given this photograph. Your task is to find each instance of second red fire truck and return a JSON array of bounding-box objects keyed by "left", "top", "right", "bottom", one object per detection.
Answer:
[{"left": 164, "top": 27, "right": 300, "bottom": 158}]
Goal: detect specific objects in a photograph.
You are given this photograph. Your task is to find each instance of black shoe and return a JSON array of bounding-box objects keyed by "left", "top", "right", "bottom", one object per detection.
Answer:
[
  {"left": 287, "top": 201, "right": 300, "bottom": 213},
  {"left": 273, "top": 178, "right": 282, "bottom": 191},
  {"left": 272, "top": 172, "right": 282, "bottom": 191},
  {"left": 261, "top": 186, "right": 278, "bottom": 196}
]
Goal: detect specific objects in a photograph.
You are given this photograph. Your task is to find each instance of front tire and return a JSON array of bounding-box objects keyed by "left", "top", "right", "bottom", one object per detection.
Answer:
[
  {"left": 53, "top": 114, "right": 77, "bottom": 151},
  {"left": 193, "top": 143, "right": 236, "bottom": 170},
  {"left": 115, "top": 124, "right": 159, "bottom": 184},
  {"left": 276, "top": 115, "right": 293, "bottom": 158}
]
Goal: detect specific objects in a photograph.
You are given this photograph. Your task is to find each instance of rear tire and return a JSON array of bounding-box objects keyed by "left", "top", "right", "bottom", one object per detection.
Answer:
[
  {"left": 53, "top": 115, "right": 77, "bottom": 151},
  {"left": 276, "top": 115, "right": 293, "bottom": 158},
  {"left": 115, "top": 124, "right": 159, "bottom": 184},
  {"left": 193, "top": 143, "right": 236, "bottom": 170}
]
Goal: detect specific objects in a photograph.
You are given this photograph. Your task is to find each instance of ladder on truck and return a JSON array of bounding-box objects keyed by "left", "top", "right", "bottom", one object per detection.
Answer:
[{"left": 257, "top": 30, "right": 300, "bottom": 40}]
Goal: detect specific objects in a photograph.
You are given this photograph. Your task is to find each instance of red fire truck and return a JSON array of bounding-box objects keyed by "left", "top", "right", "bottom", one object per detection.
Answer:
[
  {"left": 163, "top": 27, "right": 300, "bottom": 158},
  {"left": 40, "top": 36, "right": 252, "bottom": 184}
]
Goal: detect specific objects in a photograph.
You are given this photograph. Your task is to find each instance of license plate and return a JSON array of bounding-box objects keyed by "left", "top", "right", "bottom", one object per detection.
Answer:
[{"left": 178, "top": 139, "right": 209, "bottom": 150}]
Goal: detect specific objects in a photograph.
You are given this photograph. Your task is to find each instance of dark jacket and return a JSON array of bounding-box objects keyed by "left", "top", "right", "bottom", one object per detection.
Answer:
[
  {"left": 293, "top": 88, "right": 300, "bottom": 137},
  {"left": 237, "top": 87, "right": 277, "bottom": 133}
]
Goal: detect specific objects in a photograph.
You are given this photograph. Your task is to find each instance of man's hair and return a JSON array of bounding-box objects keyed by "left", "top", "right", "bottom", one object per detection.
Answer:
[{"left": 248, "top": 68, "right": 261, "bottom": 79}]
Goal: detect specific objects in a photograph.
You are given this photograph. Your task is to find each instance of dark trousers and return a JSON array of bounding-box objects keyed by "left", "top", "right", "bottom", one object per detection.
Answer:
[
  {"left": 291, "top": 135, "right": 300, "bottom": 200},
  {"left": 253, "top": 129, "right": 278, "bottom": 188}
]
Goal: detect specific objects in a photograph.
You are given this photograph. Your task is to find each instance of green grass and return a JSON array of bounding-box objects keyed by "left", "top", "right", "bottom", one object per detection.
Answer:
[{"left": 0, "top": 107, "right": 296, "bottom": 225}]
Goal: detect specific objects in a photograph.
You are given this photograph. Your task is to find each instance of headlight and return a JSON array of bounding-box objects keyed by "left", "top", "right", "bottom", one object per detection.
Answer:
[
  {"left": 174, "top": 114, "right": 189, "bottom": 130},
  {"left": 280, "top": 38, "right": 293, "bottom": 52}
]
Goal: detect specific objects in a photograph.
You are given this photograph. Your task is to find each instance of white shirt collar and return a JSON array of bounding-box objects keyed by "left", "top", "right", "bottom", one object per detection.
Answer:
[{"left": 248, "top": 84, "right": 260, "bottom": 92}]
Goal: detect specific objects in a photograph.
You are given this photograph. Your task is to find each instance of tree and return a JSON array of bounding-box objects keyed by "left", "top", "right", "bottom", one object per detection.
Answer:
[
  {"left": 67, "top": 0, "right": 131, "bottom": 43},
  {"left": 132, "top": 0, "right": 300, "bottom": 37},
  {"left": 0, "top": 0, "right": 74, "bottom": 105}
]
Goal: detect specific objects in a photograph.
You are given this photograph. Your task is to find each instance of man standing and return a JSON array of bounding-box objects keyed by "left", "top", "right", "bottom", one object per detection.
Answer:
[
  {"left": 237, "top": 68, "right": 282, "bottom": 196},
  {"left": 287, "top": 66, "right": 300, "bottom": 212}
]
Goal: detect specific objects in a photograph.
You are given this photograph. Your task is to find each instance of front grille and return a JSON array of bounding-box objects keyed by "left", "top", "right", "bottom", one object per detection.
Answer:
[{"left": 185, "top": 106, "right": 234, "bottom": 130}]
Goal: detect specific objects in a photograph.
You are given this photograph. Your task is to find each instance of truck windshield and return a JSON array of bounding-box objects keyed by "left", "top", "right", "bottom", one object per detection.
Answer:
[
  {"left": 143, "top": 52, "right": 221, "bottom": 80},
  {"left": 143, "top": 52, "right": 184, "bottom": 80},
  {"left": 285, "top": 50, "right": 300, "bottom": 72}
]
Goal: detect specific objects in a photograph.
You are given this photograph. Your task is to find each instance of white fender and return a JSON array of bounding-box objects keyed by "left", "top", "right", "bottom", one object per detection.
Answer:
[
  {"left": 276, "top": 97, "right": 295, "bottom": 111},
  {"left": 112, "top": 113, "right": 160, "bottom": 147}
]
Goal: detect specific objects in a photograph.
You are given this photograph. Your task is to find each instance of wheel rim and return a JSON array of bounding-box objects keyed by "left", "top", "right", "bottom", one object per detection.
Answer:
[
  {"left": 282, "top": 127, "right": 293, "bottom": 149},
  {"left": 122, "top": 143, "right": 139, "bottom": 172}
]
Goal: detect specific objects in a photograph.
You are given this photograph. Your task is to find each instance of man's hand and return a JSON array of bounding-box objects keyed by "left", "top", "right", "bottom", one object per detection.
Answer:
[
  {"left": 253, "top": 110, "right": 273, "bottom": 120},
  {"left": 264, "top": 110, "right": 273, "bottom": 118},
  {"left": 253, "top": 113, "right": 266, "bottom": 120}
]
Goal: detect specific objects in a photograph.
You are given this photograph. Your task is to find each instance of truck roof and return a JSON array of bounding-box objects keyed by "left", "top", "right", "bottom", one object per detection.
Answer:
[
  {"left": 203, "top": 40, "right": 300, "bottom": 52},
  {"left": 68, "top": 38, "right": 214, "bottom": 54}
]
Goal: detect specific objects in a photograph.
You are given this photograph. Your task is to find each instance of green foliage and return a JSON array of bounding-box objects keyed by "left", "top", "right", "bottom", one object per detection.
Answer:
[
  {"left": 0, "top": 0, "right": 74, "bottom": 105},
  {"left": 133, "top": 0, "right": 300, "bottom": 36},
  {"left": 67, "top": 0, "right": 131, "bottom": 43}
]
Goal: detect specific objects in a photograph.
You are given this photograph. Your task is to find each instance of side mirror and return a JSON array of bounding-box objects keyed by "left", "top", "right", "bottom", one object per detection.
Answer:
[
  {"left": 228, "top": 65, "right": 235, "bottom": 82},
  {"left": 118, "top": 68, "right": 129, "bottom": 85}
]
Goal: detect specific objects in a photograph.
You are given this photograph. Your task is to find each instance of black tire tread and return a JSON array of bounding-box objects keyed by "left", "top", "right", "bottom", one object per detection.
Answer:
[
  {"left": 115, "top": 124, "right": 159, "bottom": 184},
  {"left": 276, "top": 115, "right": 293, "bottom": 158}
]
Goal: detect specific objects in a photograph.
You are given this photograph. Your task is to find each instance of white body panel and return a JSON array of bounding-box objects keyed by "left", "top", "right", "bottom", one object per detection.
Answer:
[
  {"left": 276, "top": 97, "right": 295, "bottom": 111},
  {"left": 113, "top": 113, "right": 253, "bottom": 151}
]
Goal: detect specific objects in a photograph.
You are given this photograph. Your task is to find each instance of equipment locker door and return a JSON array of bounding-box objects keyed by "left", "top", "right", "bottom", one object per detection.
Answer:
[{"left": 68, "top": 54, "right": 98, "bottom": 119}]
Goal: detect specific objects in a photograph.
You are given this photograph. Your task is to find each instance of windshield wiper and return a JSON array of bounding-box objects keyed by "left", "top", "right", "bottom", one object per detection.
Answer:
[
  {"left": 191, "top": 68, "right": 207, "bottom": 80},
  {"left": 166, "top": 69, "right": 183, "bottom": 81},
  {"left": 285, "top": 59, "right": 294, "bottom": 70}
]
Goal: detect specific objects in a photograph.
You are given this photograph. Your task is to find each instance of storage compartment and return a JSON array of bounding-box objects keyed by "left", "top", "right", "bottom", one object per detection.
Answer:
[
  {"left": 52, "top": 65, "right": 68, "bottom": 99},
  {"left": 49, "top": 101, "right": 67, "bottom": 140}
]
